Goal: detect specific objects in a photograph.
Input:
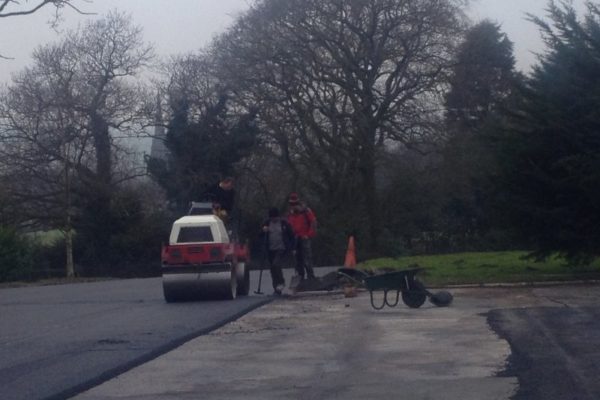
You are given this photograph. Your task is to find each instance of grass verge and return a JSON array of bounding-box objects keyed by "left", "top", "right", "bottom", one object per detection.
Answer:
[{"left": 360, "top": 251, "right": 600, "bottom": 286}]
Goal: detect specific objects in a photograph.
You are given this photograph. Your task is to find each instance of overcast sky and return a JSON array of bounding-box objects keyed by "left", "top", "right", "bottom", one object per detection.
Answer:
[{"left": 0, "top": 0, "right": 588, "bottom": 84}]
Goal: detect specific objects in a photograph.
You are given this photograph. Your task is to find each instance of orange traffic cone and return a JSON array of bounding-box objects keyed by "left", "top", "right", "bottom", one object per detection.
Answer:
[{"left": 344, "top": 236, "right": 356, "bottom": 268}]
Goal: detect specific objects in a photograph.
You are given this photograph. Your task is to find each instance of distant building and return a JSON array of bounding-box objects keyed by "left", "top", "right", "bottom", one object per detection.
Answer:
[{"left": 150, "top": 97, "right": 169, "bottom": 162}]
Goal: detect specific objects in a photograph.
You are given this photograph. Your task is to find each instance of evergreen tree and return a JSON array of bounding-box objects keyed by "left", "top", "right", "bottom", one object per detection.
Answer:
[
  {"left": 445, "top": 20, "right": 517, "bottom": 132},
  {"left": 491, "top": 1, "right": 600, "bottom": 262},
  {"left": 147, "top": 94, "right": 258, "bottom": 214},
  {"left": 440, "top": 21, "right": 519, "bottom": 250}
]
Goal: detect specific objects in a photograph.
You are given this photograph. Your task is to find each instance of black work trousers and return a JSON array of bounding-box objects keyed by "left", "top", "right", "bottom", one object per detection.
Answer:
[
  {"left": 268, "top": 249, "right": 287, "bottom": 289},
  {"left": 294, "top": 238, "right": 315, "bottom": 279}
]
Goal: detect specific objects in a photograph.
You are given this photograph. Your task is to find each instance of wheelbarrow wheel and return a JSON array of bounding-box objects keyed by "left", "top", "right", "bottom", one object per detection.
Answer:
[
  {"left": 402, "top": 291, "right": 427, "bottom": 308},
  {"left": 402, "top": 280, "right": 427, "bottom": 308}
]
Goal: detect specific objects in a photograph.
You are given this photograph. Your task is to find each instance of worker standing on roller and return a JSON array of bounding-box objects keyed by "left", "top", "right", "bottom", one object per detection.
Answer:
[{"left": 207, "top": 177, "right": 235, "bottom": 220}]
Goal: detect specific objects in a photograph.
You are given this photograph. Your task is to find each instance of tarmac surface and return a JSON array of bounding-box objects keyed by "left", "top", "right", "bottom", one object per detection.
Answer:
[
  {"left": 0, "top": 277, "right": 270, "bottom": 400},
  {"left": 73, "top": 284, "right": 600, "bottom": 400}
]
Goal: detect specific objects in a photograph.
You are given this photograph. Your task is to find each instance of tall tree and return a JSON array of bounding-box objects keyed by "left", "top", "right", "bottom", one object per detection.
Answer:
[
  {"left": 68, "top": 12, "right": 153, "bottom": 264},
  {"left": 214, "top": 0, "right": 466, "bottom": 252},
  {"left": 445, "top": 20, "right": 517, "bottom": 133},
  {"left": 147, "top": 54, "right": 258, "bottom": 214},
  {"left": 440, "top": 20, "right": 519, "bottom": 250},
  {"left": 491, "top": 1, "right": 600, "bottom": 262},
  {"left": 0, "top": 11, "right": 153, "bottom": 275}
]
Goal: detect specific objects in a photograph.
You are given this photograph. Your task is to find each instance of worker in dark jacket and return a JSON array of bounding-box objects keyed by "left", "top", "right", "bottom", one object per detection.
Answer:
[
  {"left": 262, "top": 207, "right": 294, "bottom": 295},
  {"left": 206, "top": 177, "right": 235, "bottom": 220}
]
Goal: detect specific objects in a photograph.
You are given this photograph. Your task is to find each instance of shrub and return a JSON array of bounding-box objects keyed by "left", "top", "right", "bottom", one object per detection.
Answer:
[{"left": 0, "top": 226, "right": 35, "bottom": 282}]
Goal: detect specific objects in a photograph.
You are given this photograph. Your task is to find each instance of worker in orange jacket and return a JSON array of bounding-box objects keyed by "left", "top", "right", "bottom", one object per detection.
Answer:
[{"left": 287, "top": 192, "right": 317, "bottom": 280}]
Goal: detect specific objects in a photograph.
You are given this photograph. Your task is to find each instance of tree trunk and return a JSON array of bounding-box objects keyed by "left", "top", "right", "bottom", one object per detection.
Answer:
[
  {"left": 358, "top": 140, "right": 380, "bottom": 253},
  {"left": 89, "top": 113, "right": 113, "bottom": 266},
  {"left": 65, "top": 225, "right": 75, "bottom": 278},
  {"left": 355, "top": 107, "right": 380, "bottom": 254},
  {"left": 64, "top": 152, "right": 75, "bottom": 278},
  {"left": 92, "top": 113, "right": 112, "bottom": 188}
]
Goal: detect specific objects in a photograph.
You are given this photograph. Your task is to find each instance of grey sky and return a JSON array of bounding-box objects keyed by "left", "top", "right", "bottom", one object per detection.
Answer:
[{"left": 0, "top": 0, "right": 588, "bottom": 83}]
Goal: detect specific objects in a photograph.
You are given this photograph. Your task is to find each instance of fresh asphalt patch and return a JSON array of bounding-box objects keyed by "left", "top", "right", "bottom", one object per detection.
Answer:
[
  {"left": 487, "top": 306, "right": 600, "bottom": 400},
  {"left": 0, "top": 278, "right": 273, "bottom": 400}
]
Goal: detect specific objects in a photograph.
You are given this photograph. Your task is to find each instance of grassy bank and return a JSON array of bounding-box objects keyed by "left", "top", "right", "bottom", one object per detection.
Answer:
[{"left": 360, "top": 251, "right": 600, "bottom": 286}]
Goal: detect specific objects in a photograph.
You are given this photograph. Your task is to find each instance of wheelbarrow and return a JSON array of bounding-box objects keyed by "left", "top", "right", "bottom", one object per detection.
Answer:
[{"left": 337, "top": 267, "right": 453, "bottom": 310}]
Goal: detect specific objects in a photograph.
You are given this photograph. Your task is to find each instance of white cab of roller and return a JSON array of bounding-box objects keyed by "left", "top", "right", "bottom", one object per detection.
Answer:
[{"left": 169, "top": 215, "right": 230, "bottom": 245}]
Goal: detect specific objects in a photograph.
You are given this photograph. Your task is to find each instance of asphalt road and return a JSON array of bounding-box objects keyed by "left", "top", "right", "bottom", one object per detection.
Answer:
[
  {"left": 0, "top": 276, "right": 271, "bottom": 400},
  {"left": 5, "top": 269, "right": 600, "bottom": 400},
  {"left": 488, "top": 305, "right": 600, "bottom": 400}
]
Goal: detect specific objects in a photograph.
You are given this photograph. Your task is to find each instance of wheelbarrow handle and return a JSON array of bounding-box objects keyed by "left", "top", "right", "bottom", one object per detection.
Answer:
[
  {"left": 370, "top": 290, "right": 386, "bottom": 310},
  {"left": 385, "top": 290, "right": 401, "bottom": 307},
  {"left": 337, "top": 271, "right": 366, "bottom": 288}
]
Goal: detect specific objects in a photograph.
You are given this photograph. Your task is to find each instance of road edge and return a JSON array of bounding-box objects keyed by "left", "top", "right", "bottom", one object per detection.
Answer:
[{"left": 47, "top": 297, "right": 273, "bottom": 400}]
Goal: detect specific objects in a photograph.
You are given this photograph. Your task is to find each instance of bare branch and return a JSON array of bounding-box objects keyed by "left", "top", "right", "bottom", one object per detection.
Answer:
[{"left": 0, "top": 0, "right": 93, "bottom": 18}]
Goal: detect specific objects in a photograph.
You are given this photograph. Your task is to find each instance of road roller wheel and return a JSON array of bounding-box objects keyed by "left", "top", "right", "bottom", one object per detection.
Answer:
[
  {"left": 225, "top": 269, "right": 238, "bottom": 300},
  {"left": 236, "top": 262, "right": 250, "bottom": 296},
  {"left": 163, "top": 281, "right": 180, "bottom": 303}
]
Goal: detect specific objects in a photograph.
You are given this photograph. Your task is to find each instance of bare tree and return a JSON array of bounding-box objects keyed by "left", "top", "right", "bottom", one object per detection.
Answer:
[
  {"left": 215, "top": 0, "right": 466, "bottom": 250},
  {"left": 0, "top": 0, "right": 91, "bottom": 20},
  {"left": 0, "top": 11, "right": 153, "bottom": 276},
  {"left": 162, "top": 53, "right": 224, "bottom": 119},
  {"left": 0, "top": 0, "right": 94, "bottom": 59},
  {"left": 0, "top": 101, "right": 89, "bottom": 276}
]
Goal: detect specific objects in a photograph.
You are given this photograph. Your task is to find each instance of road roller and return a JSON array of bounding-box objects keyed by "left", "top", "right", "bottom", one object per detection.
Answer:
[{"left": 161, "top": 213, "right": 250, "bottom": 302}]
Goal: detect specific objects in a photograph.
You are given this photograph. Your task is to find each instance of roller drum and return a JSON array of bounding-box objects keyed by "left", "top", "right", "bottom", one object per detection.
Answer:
[{"left": 162, "top": 267, "right": 237, "bottom": 302}]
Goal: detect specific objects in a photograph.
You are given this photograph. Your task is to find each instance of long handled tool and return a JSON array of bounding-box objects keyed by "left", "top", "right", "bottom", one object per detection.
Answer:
[{"left": 254, "top": 235, "right": 268, "bottom": 295}]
